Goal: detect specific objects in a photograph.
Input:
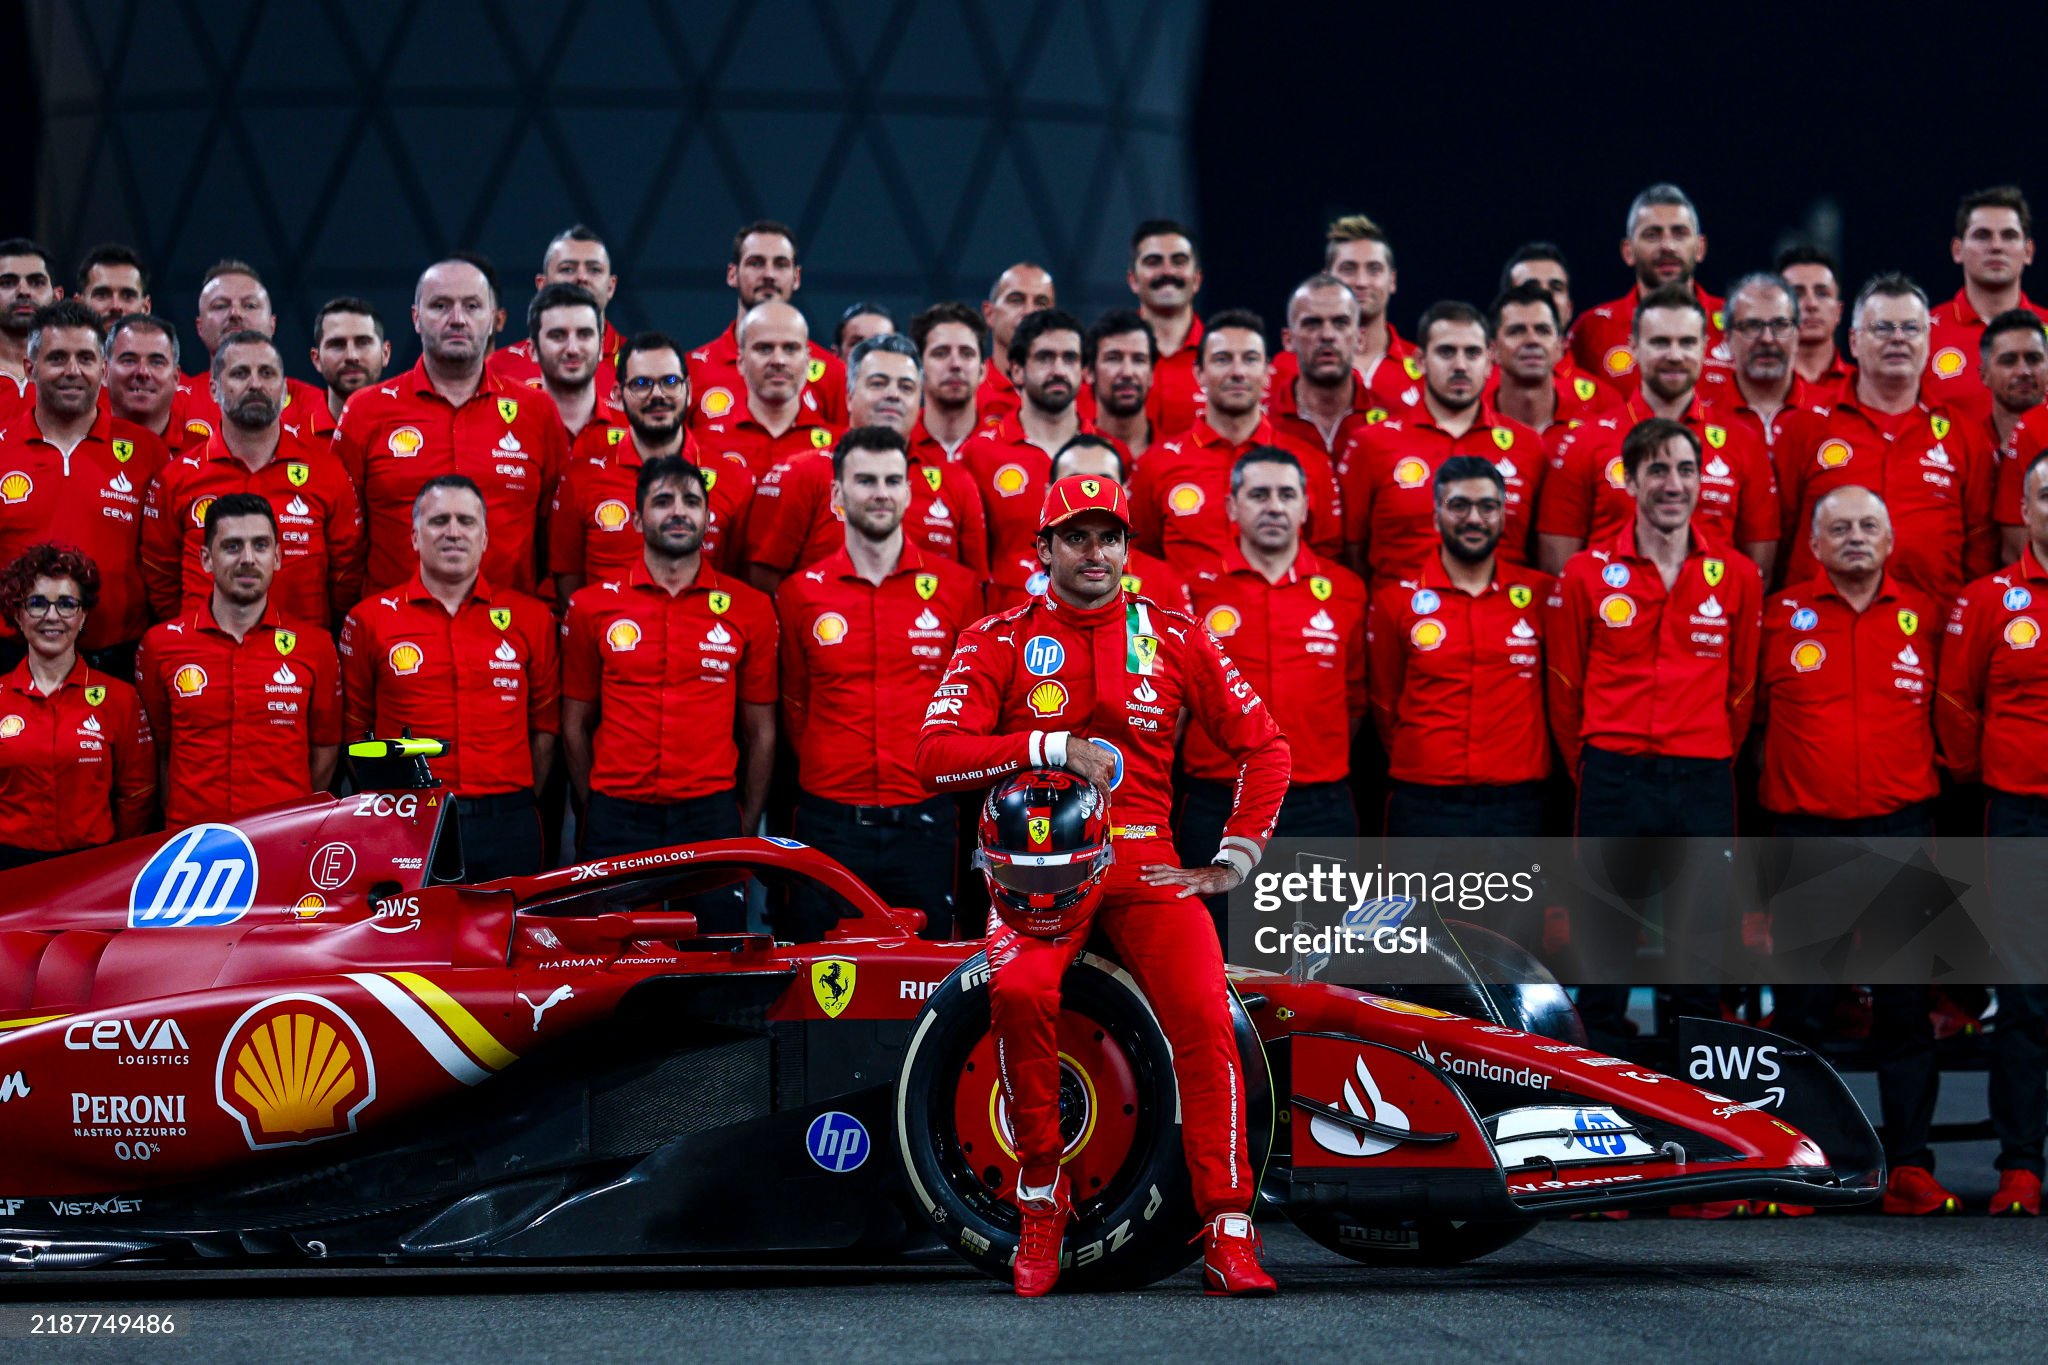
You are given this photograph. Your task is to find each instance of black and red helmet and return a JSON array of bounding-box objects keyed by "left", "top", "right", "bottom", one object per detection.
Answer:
[{"left": 974, "top": 768, "right": 1112, "bottom": 938}]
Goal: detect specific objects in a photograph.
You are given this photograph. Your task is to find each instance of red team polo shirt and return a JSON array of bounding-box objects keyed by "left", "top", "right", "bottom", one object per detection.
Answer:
[
  {"left": 746, "top": 445, "right": 988, "bottom": 577},
  {"left": 1128, "top": 417, "right": 1344, "bottom": 571},
  {"left": 1147, "top": 315, "right": 1205, "bottom": 437},
  {"left": 339, "top": 575, "right": 560, "bottom": 797},
  {"left": 1481, "top": 366, "right": 1618, "bottom": 437},
  {"left": 1936, "top": 552, "right": 2048, "bottom": 797},
  {"left": 1336, "top": 403, "right": 1544, "bottom": 584},
  {"left": 0, "top": 660, "right": 153, "bottom": 851},
  {"left": 0, "top": 409, "right": 168, "bottom": 650},
  {"left": 1266, "top": 372, "right": 1382, "bottom": 466},
  {"left": 550, "top": 428, "right": 755, "bottom": 579},
  {"left": 141, "top": 427, "right": 365, "bottom": 629},
  {"left": 1776, "top": 396, "right": 1997, "bottom": 604},
  {"left": 686, "top": 324, "right": 849, "bottom": 433},
  {"left": 1545, "top": 525, "right": 1761, "bottom": 774},
  {"left": 693, "top": 409, "right": 843, "bottom": 483},
  {"left": 958, "top": 413, "right": 1092, "bottom": 574},
  {"left": 1537, "top": 394, "right": 1779, "bottom": 555},
  {"left": 333, "top": 361, "right": 569, "bottom": 596},
  {"left": 487, "top": 319, "right": 626, "bottom": 398},
  {"left": 135, "top": 603, "right": 342, "bottom": 827},
  {"left": 1367, "top": 557, "right": 1554, "bottom": 788},
  {"left": 1182, "top": 545, "right": 1366, "bottom": 783},
  {"left": 1694, "top": 368, "right": 1828, "bottom": 458},
  {"left": 1995, "top": 411, "right": 2048, "bottom": 532},
  {"left": 560, "top": 562, "right": 778, "bottom": 802},
  {"left": 1273, "top": 327, "right": 1422, "bottom": 412},
  {"left": 777, "top": 543, "right": 984, "bottom": 806},
  {"left": 1924, "top": 290, "right": 2048, "bottom": 418},
  {"left": 1758, "top": 573, "right": 1939, "bottom": 820},
  {"left": 1566, "top": 282, "right": 1727, "bottom": 391}
]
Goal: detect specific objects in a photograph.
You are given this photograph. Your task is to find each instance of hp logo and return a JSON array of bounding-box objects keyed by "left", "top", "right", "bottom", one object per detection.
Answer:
[
  {"left": 805, "top": 1111, "right": 870, "bottom": 1172},
  {"left": 129, "top": 824, "right": 260, "bottom": 929},
  {"left": 1023, "top": 636, "right": 1065, "bottom": 676},
  {"left": 1572, "top": 1109, "right": 1630, "bottom": 1157}
]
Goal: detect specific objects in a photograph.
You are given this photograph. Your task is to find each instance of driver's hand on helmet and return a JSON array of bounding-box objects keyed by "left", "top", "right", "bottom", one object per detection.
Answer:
[{"left": 1061, "top": 736, "right": 1118, "bottom": 791}]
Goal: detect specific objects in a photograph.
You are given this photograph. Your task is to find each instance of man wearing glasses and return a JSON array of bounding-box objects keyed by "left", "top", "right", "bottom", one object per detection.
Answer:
[
  {"left": 1777, "top": 276, "right": 1999, "bottom": 603},
  {"left": 1703, "top": 273, "right": 1818, "bottom": 458},
  {"left": 551, "top": 332, "right": 756, "bottom": 595}
]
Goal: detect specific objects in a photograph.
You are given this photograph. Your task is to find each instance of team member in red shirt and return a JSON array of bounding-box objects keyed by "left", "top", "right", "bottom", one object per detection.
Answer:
[
  {"left": 1369, "top": 456, "right": 1552, "bottom": 835},
  {"left": 747, "top": 333, "right": 986, "bottom": 590},
  {"left": 692, "top": 299, "right": 843, "bottom": 480},
  {"left": 777, "top": 426, "right": 983, "bottom": 939},
  {"left": 341, "top": 475, "right": 557, "bottom": 881},
  {"left": 520, "top": 283, "right": 613, "bottom": 443},
  {"left": 143, "top": 332, "right": 364, "bottom": 629},
  {"left": 0, "top": 543, "right": 153, "bottom": 866},
  {"left": 0, "top": 240, "right": 63, "bottom": 425},
  {"left": 309, "top": 297, "right": 392, "bottom": 429},
  {"left": 1131, "top": 310, "right": 1342, "bottom": 569},
  {"left": 986, "top": 435, "right": 1186, "bottom": 613},
  {"left": 75, "top": 244, "right": 151, "bottom": 324},
  {"left": 1127, "top": 220, "right": 1205, "bottom": 435},
  {"left": 488, "top": 225, "right": 626, "bottom": 396},
  {"left": 1709, "top": 273, "right": 1819, "bottom": 457},
  {"left": 103, "top": 314, "right": 185, "bottom": 455},
  {"left": 907, "top": 302, "right": 988, "bottom": 463},
  {"left": 1501, "top": 241, "right": 1581, "bottom": 335},
  {"left": 180, "top": 261, "right": 330, "bottom": 443},
  {"left": 687, "top": 220, "right": 847, "bottom": 433},
  {"left": 916, "top": 474, "right": 1289, "bottom": 1296},
  {"left": 1339, "top": 300, "right": 1542, "bottom": 586},
  {"left": 1270, "top": 274, "right": 1378, "bottom": 462},
  {"left": 1982, "top": 312, "right": 2048, "bottom": 562},
  {"left": 1925, "top": 187, "right": 2047, "bottom": 414},
  {"left": 334, "top": 257, "right": 570, "bottom": 597},
  {"left": 1085, "top": 310, "right": 1157, "bottom": 461},
  {"left": 1538, "top": 285, "right": 1779, "bottom": 579},
  {"left": 1307, "top": 214, "right": 1418, "bottom": 408},
  {"left": 1777, "top": 275, "right": 1997, "bottom": 605},
  {"left": 0, "top": 301, "right": 167, "bottom": 672},
  {"left": 561, "top": 456, "right": 777, "bottom": 922},
  {"left": 976, "top": 262, "right": 1057, "bottom": 424},
  {"left": 553, "top": 331, "right": 754, "bottom": 592},
  {"left": 1182, "top": 449, "right": 1365, "bottom": 929},
  {"left": 1486, "top": 282, "right": 1613, "bottom": 441},
  {"left": 832, "top": 302, "right": 895, "bottom": 360},
  {"left": 1777, "top": 247, "right": 1856, "bottom": 390},
  {"left": 961, "top": 308, "right": 1090, "bottom": 571},
  {"left": 1567, "top": 184, "right": 1725, "bottom": 392},
  {"left": 135, "top": 494, "right": 340, "bottom": 828}
]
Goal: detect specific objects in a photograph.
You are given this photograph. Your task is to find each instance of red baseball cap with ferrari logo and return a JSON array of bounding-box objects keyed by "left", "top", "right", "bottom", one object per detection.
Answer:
[{"left": 1039, "top": 474, "right": 1132, "bottom": 533}]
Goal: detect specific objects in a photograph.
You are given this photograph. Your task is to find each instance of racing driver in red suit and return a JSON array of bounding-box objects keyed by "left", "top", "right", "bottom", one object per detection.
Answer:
[{"left": 915, "top": 474, "right": 1291, "bottom": 1297}]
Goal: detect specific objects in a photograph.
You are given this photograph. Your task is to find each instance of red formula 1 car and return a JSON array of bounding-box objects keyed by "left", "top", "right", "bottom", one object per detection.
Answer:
[{"left": 0, "top": 746, "right": 1880, "bottom": 1282}]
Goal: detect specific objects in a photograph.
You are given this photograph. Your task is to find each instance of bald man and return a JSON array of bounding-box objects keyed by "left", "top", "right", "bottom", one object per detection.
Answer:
[
  {"left": 978, "top": 262, "right": 1057, "bottom": 423},
  {"left": 692, "top": 298, "right": 843, "bottom": 480}
]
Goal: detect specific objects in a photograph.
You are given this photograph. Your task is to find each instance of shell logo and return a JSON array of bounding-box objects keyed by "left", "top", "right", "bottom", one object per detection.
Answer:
[
  {"left": 1369, "top": 997, "right": 1456, "bottom": 1019},
  {"left": 0, "top": 471, "right": 31, "bottom": 504},
  {"left": 1818, "top": 439, "right": 1853, "bottom": 469},
  {"left": 387, "top": 642, "right": 424, "bottom": 676},
  {"left": 1932, "top": 347, "right": 1966, "bottom": 378},
  {"left": 1791, "top": 640, "right": 1826, "bottom": 672},
  {"left": 0, "top": 714, "right": 21, "bottom": 739},
  {"left": 606, "top": 619, "right": 643, "bottom": 653},
  {"left": 172, "top": 664, "right": 208, "bottom": 697},
  {"left": 190, "top": 494, "right": 217, "bottom": 528},
  {"left": 217, "top": 998, "right": 373, "bottom": 1147},
  {"left": 1603, "top": 457, "right": 1627, "bottom": 490},
  {"left": 993, "top": 464, "right": 1029, "bottom": 497},
  {"left": 1168, "top": 483, "right": 1205, "bottom": 515},
  {"left": 1408, "top": 619, "right": 1446, "bottom": 651},
  {"left": 812, "top": 612, "right": 848, "bottom": 645},
  {"left": 1603, "top": 345, "right": 1636, "bottom": 376},
  {"left": 593, "top": 499, "right": 632, "bottom": 531},
  {"left": 186, "top": 419, "right": 214, "bottom": 440},
  {"left": 1027, "top": 679, "right": 1069, "bottom": 718},
  {"left": 2006, "top": 616, "right": 2040, "bottom": 650},
  {"left": 387, "top": 425, "right": 424, "bottom": 457},
  {"left": 1205, "top": 605, "right": 1241, "bottom": 638},
  {"left": 290, "top": 894, "right": 327, "bottom": 921},
  {"left": 1392, "top": 457, "right": 1429, "bottom": 488},
  {"left": 1598, "top": 593, "right": 1637, "bottom": 627},
  {"left": 701, "top": 387, "right": 735, "bottom": 418}
]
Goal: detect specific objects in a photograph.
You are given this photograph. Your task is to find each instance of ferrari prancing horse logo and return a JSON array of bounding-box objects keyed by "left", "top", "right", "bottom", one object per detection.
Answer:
[{"left": 811, "top": 959, "right": 856, "bottom": 1018}]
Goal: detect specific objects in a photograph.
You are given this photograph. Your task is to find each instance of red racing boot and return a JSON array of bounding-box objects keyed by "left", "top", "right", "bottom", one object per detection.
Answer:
[
  {"left": 1990, "top": 1169, "right": 2041, "bottom": 1217},
  {"left": 1200, "top": 1212, "right": 1277, "bottom": 1297},
  {"left": 1011, "top": 1170, "right": 1071, "bottom": 1298},
  {"left": 1881, "top": 1165, "right": 1961, "bottom": 1215}
]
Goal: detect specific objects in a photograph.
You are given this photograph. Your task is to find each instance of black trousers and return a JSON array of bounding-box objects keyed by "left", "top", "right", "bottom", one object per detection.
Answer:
[
  {"left": 1986, "top": 789, "right": 2048, "bottom": 1174},
  {"left": 1178, "top": 777, "right": 1357, "bottom": 943},
  {"left": 1385, "top": 779, "right": 1545, "bottom": 837},
  {"left": 454, "top": 789, "right": 543, "bottom": 883},
  {"left": 787, "top": 791, "right": 958, "bottom": 943},
  {"left": 583, "top": 787, "right": 744, "bottom": 932}
]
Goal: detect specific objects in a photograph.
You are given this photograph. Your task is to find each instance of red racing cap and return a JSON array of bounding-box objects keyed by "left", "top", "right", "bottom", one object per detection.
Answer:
[{"left": 1038, "top": 474, "right": 1133, "bottom": 533}]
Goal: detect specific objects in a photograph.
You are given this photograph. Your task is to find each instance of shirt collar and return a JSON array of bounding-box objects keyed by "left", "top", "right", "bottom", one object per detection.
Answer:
[
  {"left": 1, "top": 654, "right": 92, "bottom": 697},
  {"left": 1220, "top": 539, "right": 1319, "bottom": 583},
  {"left": 1192, "top": 415, "right": 1272, "bottom": 449},
  {"left": 1807, "top": 570, "right": 1901, "bottom": 607},
  {"left": 625, "top": 556, "right": 728, "bottom": 598}
]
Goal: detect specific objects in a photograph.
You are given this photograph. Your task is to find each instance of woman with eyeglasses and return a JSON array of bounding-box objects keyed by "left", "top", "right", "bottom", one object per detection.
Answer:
[{"left": 0, "top": 543, "right": 156, "bottom": 868}]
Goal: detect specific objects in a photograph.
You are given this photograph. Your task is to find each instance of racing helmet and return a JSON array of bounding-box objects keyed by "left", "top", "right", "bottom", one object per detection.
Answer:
[{"left": 974, "top": 768, "right": 1112, "bottom": 938}]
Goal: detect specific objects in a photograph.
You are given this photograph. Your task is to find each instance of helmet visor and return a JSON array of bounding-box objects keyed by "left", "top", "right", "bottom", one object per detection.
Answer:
[{"left": 974, "top": 844, "right": 1112, "bottom": 898}]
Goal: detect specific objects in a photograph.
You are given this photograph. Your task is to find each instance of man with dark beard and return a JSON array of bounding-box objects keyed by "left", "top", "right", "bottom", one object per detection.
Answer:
[
  {"left": 143, "top": 331, "right": 363, "bottom": 630},
  {"left": 962, "top": 308, "right": 1091, "bottom": 571},
  {"left": 1567, "top": 184, "right": 1726, "bottom": 393},
  {"left": 309, "top": 298, "right": 391, "bottom": 427},
  {"left": 1369, "top": 456, "right": 1553, "bottom": 835},
  {"left": 551, "top": 332, "right": 755, "bottom": 591},
  {"left": 0, "top": 240, "right": 62, "bottom": 425},
  {"left": 1085, "top": 309, "right": 1156, "bottom": 462}
]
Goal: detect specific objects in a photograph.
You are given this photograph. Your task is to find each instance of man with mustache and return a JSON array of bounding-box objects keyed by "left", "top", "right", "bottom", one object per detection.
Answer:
[
  {"left": 1127, "top": 220, "right": 1205, "bottom": 435},
  {"left": 1567, "top": 184, "right": 1726, "bottom": 395},
  {"left": 906, "top": 302, "right": 988, "bottom": 463},
  {"left": 1702, "top": 272, "right": 1816, "bottom": 457},
  {"left": 1924, "top": 187, "right": 2047, "bottom": 418},
  {"left": 1778, "top": 275, "right": 1997, "bottom": 604},
  {"left": 693, "top": 298, "right": 842, "bottom": 481},
  {"left": 962, "top": 308, "right": 1091, "bottom": 572},
  {"left": 552, "top": 331, "right": 755, "bottom": 590},
  {"left": 1538, "top": 286, "right": 1779, "bottom": 581},
  {"left": 0, "top": 240, "right": 61, "bottom": 426},
  {"left": 1085, "top": 309, "right": 1157, "bottom": 462},
  {"left": 179, "top": 261, "right": 332, "bottom": 444},
  {"left": 1268, "top": 275, "right": 1379, "bottom": 462},
  {"left": 142, "top": 331, "right": 364, "bottom": 630},
  {"left": 309, "top": 298, "right": 391, "bottom": 428},
  {"left": 1485, "top": 282, "right": 1614, "bottom": 441},
  {"left": 688, "top": 220, "right": 848, "bottom": 433}
]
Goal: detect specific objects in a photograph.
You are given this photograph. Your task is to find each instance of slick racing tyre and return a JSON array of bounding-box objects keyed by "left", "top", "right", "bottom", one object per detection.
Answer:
[{"left": 895, "top": 950, "right": 1273, "bottom": 1291}]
